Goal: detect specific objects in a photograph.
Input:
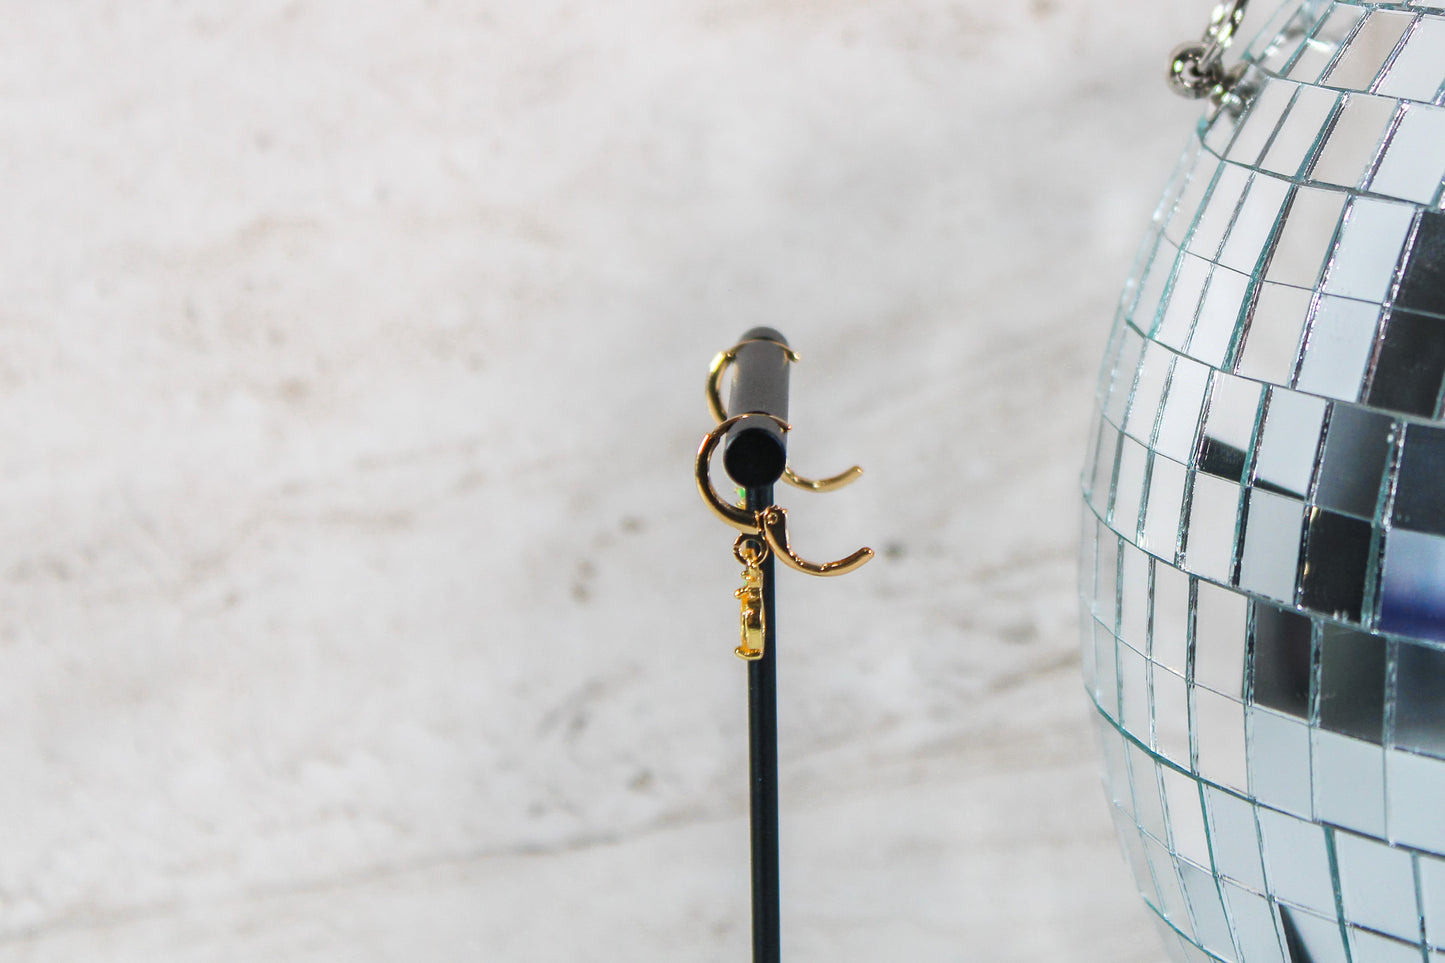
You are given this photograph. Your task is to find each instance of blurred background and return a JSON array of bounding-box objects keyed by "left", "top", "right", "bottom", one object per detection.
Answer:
[{"left": 0, "top": 1, "right": 1214, "bottom": 959}]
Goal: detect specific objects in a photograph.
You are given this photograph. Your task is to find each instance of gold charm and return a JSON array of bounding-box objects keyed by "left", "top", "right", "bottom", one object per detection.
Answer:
[{"left": 733, "top": 536, "right": 767, "bottom": 661}]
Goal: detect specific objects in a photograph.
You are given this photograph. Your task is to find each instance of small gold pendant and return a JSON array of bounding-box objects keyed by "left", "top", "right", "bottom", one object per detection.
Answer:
[{"left": 733, "top": 536, "right": 767, "bottom": 661}]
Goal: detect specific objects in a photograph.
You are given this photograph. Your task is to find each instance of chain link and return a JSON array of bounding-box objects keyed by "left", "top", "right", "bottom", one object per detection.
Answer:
[{"left": 1168, "top": 1, "right": 1250, "bottom": 101}]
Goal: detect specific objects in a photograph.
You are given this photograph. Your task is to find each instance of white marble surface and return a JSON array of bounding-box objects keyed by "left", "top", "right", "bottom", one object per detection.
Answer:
[{"left": 0, "top": 1, "right": 1210, "bottom": 959}]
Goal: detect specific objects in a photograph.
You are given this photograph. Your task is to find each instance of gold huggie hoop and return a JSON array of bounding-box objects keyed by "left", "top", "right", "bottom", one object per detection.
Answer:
[
  {"left": 706, "top": 343, "right": 863, "bottom": 494},
  {"left": 695, "top": 416, "right": 873, "bottom": 577},
  {"left": 780, "top": 465, "right": 865, "bottom": 494},
  {"left": 706, "top": 342, "right": 798, "bottom": 423},
  {"left": 695, "top": 414, "right": 790, "bottom": 534},
  {"left": 758, "top": 506, "right": 873, "bottom": 578}
]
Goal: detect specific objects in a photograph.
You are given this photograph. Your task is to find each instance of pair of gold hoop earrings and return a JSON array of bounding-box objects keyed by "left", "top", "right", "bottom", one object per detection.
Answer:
[{"left": 694, "top": 338, "right": 873, "bottom": 579}]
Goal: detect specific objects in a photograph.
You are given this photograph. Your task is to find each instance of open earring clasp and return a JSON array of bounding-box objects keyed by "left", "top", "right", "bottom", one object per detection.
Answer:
[
  {"left": 706, "top": 343, "right": 863, "bottom": 494},
  {"left": 758, "top": 506, "right": 873, "bottom": 578},
  {"left": 695, "top": 416, "right": 873, "bottom": 576},
  {"left": 695, "top": 414, "right": 786, "bottom": 534}
]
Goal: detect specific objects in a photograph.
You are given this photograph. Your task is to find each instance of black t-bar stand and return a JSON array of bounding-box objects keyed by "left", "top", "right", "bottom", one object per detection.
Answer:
[
  {"left": 695, "top": 329, "right": 873, "bottom": 963},
  {"left": 725, "top": 331, "right": 790, "bottom": 963}
]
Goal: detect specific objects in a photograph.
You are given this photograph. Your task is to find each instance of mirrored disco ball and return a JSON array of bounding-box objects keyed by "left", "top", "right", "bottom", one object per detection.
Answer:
[{"left": 1080, "top": 3, "right": 1445, "bottom": 961}]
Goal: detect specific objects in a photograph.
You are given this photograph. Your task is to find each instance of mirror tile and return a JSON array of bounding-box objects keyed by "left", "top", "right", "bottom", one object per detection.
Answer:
[
  {"left": 1190, "top": 165, "right": 1252, "bottom": 261},
  {"left": 1313, "top": 403, "right": 1392, "bottom": 520},
  {"left": 1220, "top": 882, "right": 1287, "bottom": 963},
  {"left": 1187, "top": 266, "right": 1251, "bottom": 368},
  {"left": 1080, "top": 508, "right": 1099, "bottom": 618},
  {"left": 1156, "top": 254, "right": 1211, "bottom": 351},
  {"left": 1309, "top": 92, "right": 1396, "bottom": 187},
  {"left": 1100, "top": 718, "right": 1132, "bottom": 811},
  {"left": 1289, "top": 7, "right": 1367, "bottom": 84},
  {"left": 1236, "top": 283, "right": 1313, "bottom": 384},
  {"left": 1095, "top": 523, "right": 1120, "bottom": 629},
  {"left": 1264, "top": 185, "right": 1346, "bottom": 290},
  {"left": 1088, "top": 424, "right": 1122, "bottom": 516},
  {"left": 1253, "top": 388, "right": 1327, "bottom": 498},
  {"left": 1322, "top": 197, "right": 1417, "bottom": 303},
  {"left": 1167, "top": 154, "right": 1222, "bottom": 248},
  {"left": 1105, "top": 326, "right": 1147, "bottom": 424},
  {"left": 1366, "top": 306, "right": 1445, "bottom": 417},
  {"left": 1154, "top": 140, "right": 1205, "bottom": 230},
  {"left": 1345, "top": 928, "right": 1423, "bottom": 963},
  {"left": 1111, "top": 437, "right": 1148, "bottom": 540},
  {"left": 1195, "top": 580, "right": 1249, "bottom": 697},
  {"left": 1238, "top": 488, "right": 1306, "bottom": 603},
  {"left": 1313, "top": 729, "right": 1386, "bottom": 835},
  {"left": 1081, "top": 611, "right": 1098, "bottom": 693},
  {"left": 1162, "top": 767, "right": 1211, "bottom": 867},
  {"left": 1200, "top": 373, "right": 1263, "bottom": 480},
  {"left": 1115, "top": 805, "right": 1162, "bottom": 907},
  {"left": 1194, "top": 686, "right": 1249, "bottom": 792},
  {"left": 1127, "top": 343, "right": 1173, "bottom": 442},
  {"left": 1386, "top": 748, "right": 1445, "bottom": 854},
  {"left": 1143, "top": 455, "right": 1188, "bottom": 561},
  {"left": 1185, "top": 472, "right": 1242, "bottom": 583},
  {"left": 1258, "top": 809, "right": 1335, "bottom": 913},
  {"left": 1151, "top": 561, "right": 1191, "bottom": 673},
  {"left": 1376, "top": 17, "right": 1445, "bottom": 101},
  {"left": 1249, "top": 706, "right": 1315, "bottom": 817},
  {"left": 1230, "top": 82, "right": 1301, "bottom": 167},
  {"left": 1120, "top": 543, "right": 1152, "bottom": 650},
  {"left": 1177, "top": 859, "right": 1237, "bottom": 960},
  {"left": 1299, "top": 507, "right": 1374, "bottom": 621},
  {"left": 1369, "top": 103, "right": 1445, "bottom": 203},
  {"left": 1393, "top": 640, "right": 1445, "bottom": 758},
  {"left": 1156, "top": 357, "right": 1210, "bottom": 464},
  {"left": 1145, "top": 834, "right": 1195, "bottom": 938},
  {"left": 1095, "top": 622, "right": 1120, "bottom": 719},
  {"left": 1279, "top": 906, "right": 1350, "bottom": 963},
  {"left": 1249, "top": 601, "right": 1313, "bottom": 719},
  {"left": 1247, "top": 0, "right": 1321, "bottom": 63},
  {"left": 1262, "top": 86, "right": 1341, "bottom": 177},
  {"left": 1318, "top": 626, "right": 1386, "bottom": 743},
  {"left": 1130, "top": 741, "right": 1169, "bottom": 842},
  {"left": 1221, "top": 175, "right": 1293, "bottom": 275},
  {"left": 1379, "top": 529, "right": 1445, "bottom": 642},
  {"left": 1135, "top": 242, "right": 1183, "bottom": 335},
  {"left": 1394, "top": 208, "right": 1445, "bottom": 320},
  {"left": 1293, "top": 295, "right": 1381, "bottom": 401},
  {"left": 1155, "top": 664, "right": 1193, "bottom": 767},
  {"left": 1152, "top": 916, "right": 1190, "bottom": 963},
  {"left": 1120, "top": 644, "right": 1151, "bottom": 740},
  {"left": 1323, "top": 10, "right": 1415, "bottom": 91},
  {"left": 1334, "top": 830, "right": 1419, "bottom": 940},
  {"left": 1203, "top": 786, "right": 1266, "bottom": 891},
  {"left": 1418, "top": 853, "right": 1445, "bottom": 950}
]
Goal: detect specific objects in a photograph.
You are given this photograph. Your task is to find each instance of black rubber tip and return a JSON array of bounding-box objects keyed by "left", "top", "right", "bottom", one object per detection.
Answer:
[
  {"left": 724, "top": 426, "right": 788, "bottom": 488},
  {"left": 741, "top": 326, "right": 788, "bottom": 347}
]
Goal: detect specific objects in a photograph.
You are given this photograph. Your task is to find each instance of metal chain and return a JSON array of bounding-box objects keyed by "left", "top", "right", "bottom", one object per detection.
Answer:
[{"left": 1169, "top": 0, "right": 1250, "bottom": 101}]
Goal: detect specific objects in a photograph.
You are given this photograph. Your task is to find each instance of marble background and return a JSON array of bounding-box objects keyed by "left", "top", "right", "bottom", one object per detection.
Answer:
[{"left": 0, "top": 1, "right": 1212, "bottom": 959}]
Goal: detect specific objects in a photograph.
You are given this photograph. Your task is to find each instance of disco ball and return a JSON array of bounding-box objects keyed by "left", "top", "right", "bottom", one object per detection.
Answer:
[{"left": 1080, "top": 3, "right": 1445, "bottom": 961}]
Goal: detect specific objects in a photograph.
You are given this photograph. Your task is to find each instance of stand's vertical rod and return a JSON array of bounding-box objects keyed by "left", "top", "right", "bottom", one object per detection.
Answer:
[
  {"left": 721, "top": 327, "right": 790, "bottom": 962},
  {"left": 746, "top": 483, "right": 781, "bottom": 963}
]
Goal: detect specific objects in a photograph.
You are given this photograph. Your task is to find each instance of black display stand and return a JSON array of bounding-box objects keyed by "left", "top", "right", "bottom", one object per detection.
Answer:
[
  {"left": 695, "top": 329, "right": 871, "bottom": 963},
  {"left": 744, "top": 483, "right": 781, "bottom": 963}
]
